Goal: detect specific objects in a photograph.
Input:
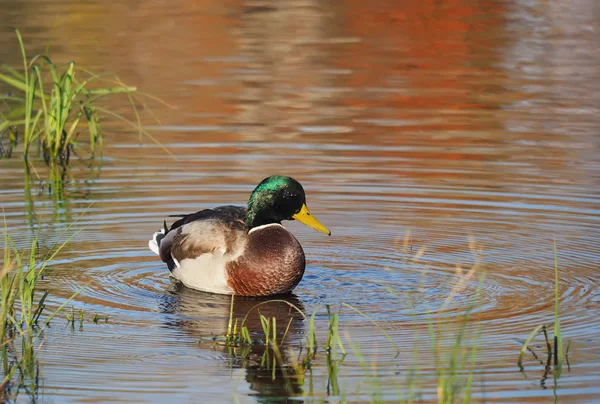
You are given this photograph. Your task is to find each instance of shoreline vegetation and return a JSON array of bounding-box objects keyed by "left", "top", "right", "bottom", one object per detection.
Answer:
[
  {"left": 1, "top": 218, "right": 83, "bottom": 402},
  {"left": 0, "top": 29, "right": 172, "bottom": 180}
]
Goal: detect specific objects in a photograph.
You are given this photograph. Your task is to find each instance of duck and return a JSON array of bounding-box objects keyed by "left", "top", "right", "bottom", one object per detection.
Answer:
[{"left": 148, "top": 175, "right": 331, "bottom": 296}]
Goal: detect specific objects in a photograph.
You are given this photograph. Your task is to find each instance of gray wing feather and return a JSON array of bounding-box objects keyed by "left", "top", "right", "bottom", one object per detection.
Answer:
[{"left": 158, "top": 206, "right": 248, "bottom": 265}]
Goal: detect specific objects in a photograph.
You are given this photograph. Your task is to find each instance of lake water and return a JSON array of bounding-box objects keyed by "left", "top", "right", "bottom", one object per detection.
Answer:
[{"left": 1, "top": 0, "right": 600, "bottom": 402}]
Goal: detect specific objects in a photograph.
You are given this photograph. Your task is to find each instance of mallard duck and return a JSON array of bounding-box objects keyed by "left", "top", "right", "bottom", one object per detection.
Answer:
[{"left": 148, "top": 175, "right": 330, "bottom": 296}]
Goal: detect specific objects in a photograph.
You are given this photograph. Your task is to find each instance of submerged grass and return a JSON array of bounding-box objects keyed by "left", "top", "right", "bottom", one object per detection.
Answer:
[
  {"left": 206, "top": 237, "right": 495, "bottom": 403},
  {"left": 210, "top": 295, "right": 483, "bottom": 403},
  {"left": 0, "top": 217, "right": 84, "bottom": 401},
  {"left": 518, "top": 241, "right": 568, "bottom": 389},
  {"left": 0, "top": 29, "right": 172, "bottom": 170}
]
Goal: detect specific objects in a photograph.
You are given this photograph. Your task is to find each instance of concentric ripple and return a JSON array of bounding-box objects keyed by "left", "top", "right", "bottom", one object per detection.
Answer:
[{"left": 2, "top": 135, "right": 599, "bottom": 401}]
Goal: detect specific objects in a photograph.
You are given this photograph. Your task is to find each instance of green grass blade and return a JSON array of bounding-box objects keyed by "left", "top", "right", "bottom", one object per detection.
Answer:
[
  {"left": 0, "top": 63, "right": 26, "bottom": 81},
  {"left": 306, "top": 308, "right": 318, "bottom": 354},
  {"left": 82, "top": 104, "right": 101, "bottom": 153},
  {"left": 518, "top": 323, "right": 550, "bottom": 368},
  {"left": 553, "top": 240, "right": 563, "bottom": 368},
  {"left": 92, "top": 106, "right": 176, "bottom": 159},
  {"left": 341, "top": 302, "right": 399, "bottom": 355},
  {"left": 0, "top": 119, "right": 25, "bottom": 132},
  {"left": 0, "top": 72, "right": 28, "bottom": 92},
  {"left": 87, "top": 86, "right": 137, "bottom": 96},
  {"left": 65, "top": 112, "right": 82, "bottom": 141},
  {"left": 34, "top": 284, "right": 89, "bottom": 338},
  {"left": 0, "top": 95, "right": 26, "bottom": 103},
  {"left": 280, "top": 317, "right": 294, "bottom": 345},
  {"left": 239, "top": 299, "right": 307, "bottom": 329}
]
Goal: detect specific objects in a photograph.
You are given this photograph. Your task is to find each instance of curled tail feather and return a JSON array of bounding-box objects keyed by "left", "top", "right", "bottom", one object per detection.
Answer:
[{"left": 148, "top": 227, "right": 167, "bottom": 256}]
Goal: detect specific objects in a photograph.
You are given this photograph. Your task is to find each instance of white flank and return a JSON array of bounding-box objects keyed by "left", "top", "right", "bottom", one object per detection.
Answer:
[{"left": 171, "top": 252, "right": 233, "bottom": 295}]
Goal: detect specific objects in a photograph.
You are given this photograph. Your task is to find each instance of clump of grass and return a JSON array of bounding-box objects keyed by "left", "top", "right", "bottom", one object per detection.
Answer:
[
  {"left": 518, "top": 241, "right": 569, "bottom": 378},
  {"left": 430, "top": 240, "right": 484, "bottom": 404},
  {"left": 0, "top": 219, "right": 84, "bottom": 400},
  {"left": 211, "top": 238, "right": 488, "bottom": 402},
  {"left": 384, "top": 234, "right": 485, "bottom": 403},
  {"left": 64, "top": 308, "right": 108, "bottom": 330},
  {"left": 0, "top": 29, "right": 171, "bottom": 169},
  {"left": 91, "top": 313, "right": 109, "bottom": 324},
  {"left": 209, "top": 298, "right": 403, "bottom": 400},
  {"left": 224, "top": 295, "right": 239, "bottom": 346},
  {"left": 65, "top": 307, "right": 84, "bottom": 331},
  {"left": 428, "top": 308, "right": 480, "bottom": 404}
]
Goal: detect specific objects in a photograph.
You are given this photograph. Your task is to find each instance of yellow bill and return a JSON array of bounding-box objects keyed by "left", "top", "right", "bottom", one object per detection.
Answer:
[{"left": 292, "top": 204, "right": 331, "bottom": 236}]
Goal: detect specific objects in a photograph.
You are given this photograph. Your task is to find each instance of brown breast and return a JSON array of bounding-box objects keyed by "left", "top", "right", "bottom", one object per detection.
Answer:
[{"left": 226, "top": 225, "right": 306, "bottom": 296}]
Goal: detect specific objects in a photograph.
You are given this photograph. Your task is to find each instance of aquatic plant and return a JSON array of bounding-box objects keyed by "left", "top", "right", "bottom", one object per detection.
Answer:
[
  {"left": 518, "top": 241, "right": 569, "bottom": 382},
  {"left": 0, "top": 219, "right": 83, "bottom": 400},
  {"left": 209, "top": 293, "right": 479, "bottom": 402},
  {"left": 200, "top": 240, "right": 494, "bottom": 403},
  {"left": 431, "top": 244, "right": 484, "bottom": 404},
  {"left": 0, "top": 29, "right": 170, "bottom": 169}
]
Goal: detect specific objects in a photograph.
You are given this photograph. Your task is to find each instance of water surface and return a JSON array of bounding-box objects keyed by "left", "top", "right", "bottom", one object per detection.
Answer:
[{"left": 1, "top": 0, "right": 600, "bottom": 402}]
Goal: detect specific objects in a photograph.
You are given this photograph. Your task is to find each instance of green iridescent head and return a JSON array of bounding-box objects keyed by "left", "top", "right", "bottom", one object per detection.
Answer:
[{"left": 245, "top": 175, "right": 330, "bottom": 235}]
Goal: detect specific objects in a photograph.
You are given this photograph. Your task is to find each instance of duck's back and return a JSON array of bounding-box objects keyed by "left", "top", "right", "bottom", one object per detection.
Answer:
[{"left": 169, "top": 205, "right": 247, "bottom": 232}]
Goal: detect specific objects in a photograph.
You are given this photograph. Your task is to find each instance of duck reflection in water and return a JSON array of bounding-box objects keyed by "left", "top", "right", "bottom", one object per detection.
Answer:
[{"left": 160, "top": 281, "right": 307, "bottom": 400}]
